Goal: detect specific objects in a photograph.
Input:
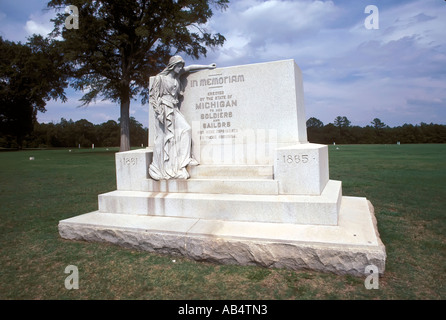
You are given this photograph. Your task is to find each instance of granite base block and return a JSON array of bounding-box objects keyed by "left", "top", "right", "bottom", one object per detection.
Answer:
[{"left": 59, "top": 196, "right": 386, "bottom": 276}]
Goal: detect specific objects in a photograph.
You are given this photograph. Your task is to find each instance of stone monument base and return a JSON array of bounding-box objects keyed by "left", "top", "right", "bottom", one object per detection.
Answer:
[{"left": 59, "top": 196, "right": 385, "bottom": 276}]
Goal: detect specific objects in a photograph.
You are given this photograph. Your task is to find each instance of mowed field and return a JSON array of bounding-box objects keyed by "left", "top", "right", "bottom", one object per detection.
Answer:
[{"left": 0, "top": 144, "right": 444, "bottom": 300}]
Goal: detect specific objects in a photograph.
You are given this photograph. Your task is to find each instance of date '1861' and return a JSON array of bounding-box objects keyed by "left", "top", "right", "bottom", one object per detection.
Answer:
[{"left": 121, "top": 157, "right": 138, "bottom": 166}]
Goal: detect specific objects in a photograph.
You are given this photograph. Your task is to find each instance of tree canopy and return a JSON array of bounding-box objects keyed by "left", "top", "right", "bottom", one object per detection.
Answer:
[
  {"left": 334, "top": 116, "right": 351, "bottom": 128},
  {"left": 0, "top": 35, "right": 69, "bottom": 148},
  {"left": 306, "top": 117, "right": 324, "bottom": 128},
  {"left": 47, "top": 0, "right": 228, "bottom": 151}
]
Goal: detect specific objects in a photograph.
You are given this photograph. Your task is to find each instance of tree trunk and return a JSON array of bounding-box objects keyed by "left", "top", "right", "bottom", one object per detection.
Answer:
[{"left": 120, "top": 92, "right": 131, "bottom": 152}]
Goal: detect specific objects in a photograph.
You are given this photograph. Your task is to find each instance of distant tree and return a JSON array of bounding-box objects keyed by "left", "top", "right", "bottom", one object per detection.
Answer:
[
  {"left": 334, "top": 116, "right": 351, "bottom": 128},
  {"left": 371, "top": 118, "right": 386, "bottom": 130},
  {"left": 322, "top": 123, "right": 340, "bottom": 144},
  {"left": 306, "top": 117, "right": 324, "bottom": 143},
  {"left": 128, "top": 117, "right": 148, "bottom": 147},
  {"left": 395, "top": 123, "right": 420, "bottom": 143},
  {"left": 74, "top": 119, "right": 96, "bottom": 147},
  {"left": 361, "top": 126, "right": 377, "bottom": 144},
  {"left": 419, "top": 123, "right": 446, "bottom": 143},
  {"left": 0, "top": 36, "right": 68, "bottom": 148},
  {"left": 48, "top": 0, "right": 228, "bottom": 152},
  {"left": 333, "top": 116, "right": 351, "bottom": 143},
  {"left": 306, "top": 117, "right": 324, "bottom": 128},
  {"left": 58, "top": 118, "right": 76, "bottom": 146},
  {"left": 97, "top": 120, "right": 120, "bottom": 147},
  {"left": 370, "top": 118, "right": 388, "bottom": 143}
]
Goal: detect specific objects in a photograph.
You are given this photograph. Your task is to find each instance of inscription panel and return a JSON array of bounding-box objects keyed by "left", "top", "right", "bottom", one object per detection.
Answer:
[
  {"left": 149, "top": 59, "right": 308, "bottom": 165},
  {"left": 188, "top": 72, "right": 244, "bottom": 144}
]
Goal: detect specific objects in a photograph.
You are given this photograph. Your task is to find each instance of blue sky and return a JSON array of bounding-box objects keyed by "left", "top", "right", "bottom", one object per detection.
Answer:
[{"left": 1, "top": 0, "right": 445, "bottom": 128}]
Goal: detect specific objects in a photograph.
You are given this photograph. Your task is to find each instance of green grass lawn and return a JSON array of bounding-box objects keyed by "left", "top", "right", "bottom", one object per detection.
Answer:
[{"left": 0, "top": 144, "right": 444, "bottom": 299}]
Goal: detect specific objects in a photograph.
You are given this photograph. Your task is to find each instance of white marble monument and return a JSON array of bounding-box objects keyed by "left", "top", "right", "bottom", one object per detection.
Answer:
[{"left": 59, "top": 58, "right": 386, "bottom": 276}]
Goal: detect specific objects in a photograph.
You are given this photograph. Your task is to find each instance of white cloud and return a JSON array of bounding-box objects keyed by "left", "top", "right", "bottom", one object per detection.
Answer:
[
  {"left": 239, "top": 0, "right": 337, "bottom": 38},
  {"left": 24, "top": 20, "right": 51, "bottom": 36},
  {"left": 91, "top": 112, "right": 114, "bottom": 122},
  {"left": 207, "top": 0, "right": 341, "bottom": 66},
  {"left": 24, "top": 12, "right": 54, "bottom": 38}
]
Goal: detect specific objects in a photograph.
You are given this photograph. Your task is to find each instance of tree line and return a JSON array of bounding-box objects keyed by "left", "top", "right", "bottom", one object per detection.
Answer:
[
  {"left": 307, "top": 116, "right": 446, "bottom": 144},
  {"left": 2, "top": 114, "right": 444, "bottom": 149},
  {"left": 0, "top": 117, "right": 147, "bottom": 149}
]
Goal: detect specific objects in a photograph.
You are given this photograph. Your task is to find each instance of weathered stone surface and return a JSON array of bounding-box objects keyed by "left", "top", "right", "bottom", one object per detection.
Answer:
[
  {"left": 58, "top": 196, "right": 386, "bottom": 276},
  {"left": 97, "top": 180, "right": 342, "bottom": 225},
  {"left": 116, "top": 149, "right": 153, "bottom": 191},
  {"left": 188, "top": 164, "right": 274, "bottom": 179}
]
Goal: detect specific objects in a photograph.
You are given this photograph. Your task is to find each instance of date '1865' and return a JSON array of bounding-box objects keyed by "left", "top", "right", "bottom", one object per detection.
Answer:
[{"left": 280, "top": 154, "right": 310, "bottom": 164}]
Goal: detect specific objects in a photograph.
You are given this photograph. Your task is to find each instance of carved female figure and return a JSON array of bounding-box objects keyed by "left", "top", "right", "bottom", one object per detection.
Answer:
[{"left": 149, "top": 55, "right": 216, "bottom": 180}]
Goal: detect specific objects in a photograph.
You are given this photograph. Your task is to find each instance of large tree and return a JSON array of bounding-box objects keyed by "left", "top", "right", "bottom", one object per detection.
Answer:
[
  {"left": 0, "top": 36, "right": 68, "bottom": 148},
  {"left": 48, "top": 0, "right": 228, "bottom": 151}
]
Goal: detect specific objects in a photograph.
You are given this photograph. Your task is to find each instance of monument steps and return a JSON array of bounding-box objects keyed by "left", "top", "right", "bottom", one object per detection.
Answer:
[
  {"left": 100, "top": 180, "right": 342, "bottom": 225},
  {"left": 140, "top": 164, "right": 280, "bottom": 195},
  {"left": 187, "top": 164, "right": 274, "bottom": 179},
  {"left": 141, "top": 177, "right": 279, "bottom": 195}
]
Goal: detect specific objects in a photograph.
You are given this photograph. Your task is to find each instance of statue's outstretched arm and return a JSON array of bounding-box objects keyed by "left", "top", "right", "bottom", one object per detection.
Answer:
[{"left": 183, "top": 63, "right": 216, "bottom": 73}]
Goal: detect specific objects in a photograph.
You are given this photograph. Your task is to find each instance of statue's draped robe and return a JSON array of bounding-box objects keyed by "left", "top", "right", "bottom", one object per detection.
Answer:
[{"left": 149, "top": 74, "right": 195, "bottom": 180}]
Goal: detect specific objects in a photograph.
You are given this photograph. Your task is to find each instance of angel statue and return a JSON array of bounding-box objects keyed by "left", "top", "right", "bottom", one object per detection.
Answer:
[{"left": 148, "top": 55, "right": 216, "bottom": 180}]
